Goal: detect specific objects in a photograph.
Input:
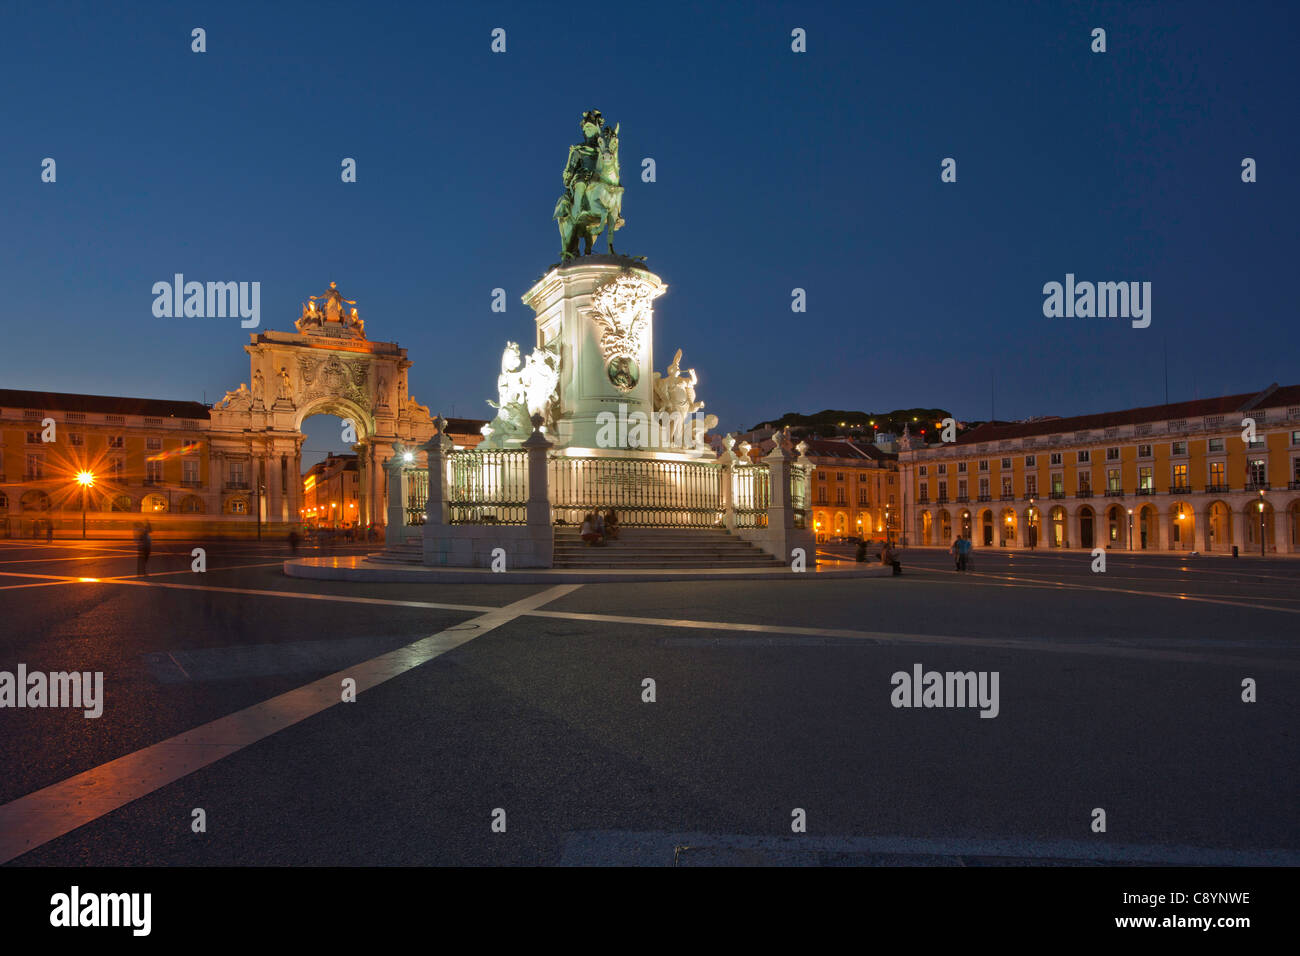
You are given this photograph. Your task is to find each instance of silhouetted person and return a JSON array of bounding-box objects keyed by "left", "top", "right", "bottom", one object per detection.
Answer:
[
  {"left": 289, "top": 528, "right": 301, "bottom": 554},
  {"left": 135, "top": 523, "right": 151, "bottom": 577},
  {"left": 881, "top": 540, "right": 901, "bottom": 576}
]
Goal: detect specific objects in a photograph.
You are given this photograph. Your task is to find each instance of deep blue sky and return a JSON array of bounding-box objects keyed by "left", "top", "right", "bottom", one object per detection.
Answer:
[{"left": 4, "top": 0, "right": 1297, "bottom": 454}]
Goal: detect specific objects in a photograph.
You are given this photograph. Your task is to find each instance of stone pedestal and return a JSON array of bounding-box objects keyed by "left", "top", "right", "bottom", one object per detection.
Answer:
[{"left": 522, "top": 258, "right": 666, "bottom": 453}]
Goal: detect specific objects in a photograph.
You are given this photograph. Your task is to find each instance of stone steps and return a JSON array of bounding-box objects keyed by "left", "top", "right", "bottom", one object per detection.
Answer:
[
  {"left": 367, "top": 528, "right": 783, "bottom": 569},
  {"left": 554, "top": 528, "right": 781, "bottom": 569}
]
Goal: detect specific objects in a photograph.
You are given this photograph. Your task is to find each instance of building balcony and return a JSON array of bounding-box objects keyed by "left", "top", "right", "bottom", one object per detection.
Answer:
[
  {"left": 917, "top": 496, "right": 930, "bottom": 505},
  {"left": 1205, "top": 484, "right": 1230, "bottom": 494},
  {"left": 1105, "top": 488, "right": 1125, "bottom": 497},
  {"left": 999, "top": 493, "right": 1015, "bottom": 501},
  {"left": 976, "top": 494, "right": 991, "bottom": 502},
  {"left": 1076, "top": 490, "right": 1092, "bottom": 499},
  {"left": 142, "top": 479, "right": 163, "bottom": 487},
  {"left": 956, "top": 495, "right": 969, "bottom": 503},
  {"left": 1134, "top": 487, "right": 1155, "bottom": 496},
  {"left": 1167, "top": 485, "right": 1191, "bottom": 495},
  {"left": 22, "top": 473, "right": 45, "bottom": 482},
  {"left": 1022, "top": 492, "right": 1037, "bottom": 501},
  {"left": 1245, "top": 482, "right": 1271, "bottom": 492},
  {"left": 1049, "top": 490, "right": 1065, "bottom": 500},
  {"left": 180, "top": 479, "right": 203, "bottom": 487},
  {"left": 224, "top": 481, "right": 250, "bottom": 491},
  {"left": 935, "top": 495, "right": 949, "bottom": 504},
  {"left": 1290, "top": 481, "right": 1300, "bottom": 491}
]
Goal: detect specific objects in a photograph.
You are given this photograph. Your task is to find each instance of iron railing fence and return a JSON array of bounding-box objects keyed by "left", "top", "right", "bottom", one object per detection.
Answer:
[
  {"left": 549, "top": 455, "right": 724, "bottom": 528},
  {"left": 447, "top": 449, "right": 529, "bottom": 525},
  {"left": 404, "top": 467, "right": 428, "bottom": 525},
  {"left": 790, "top": 463, "right": 811, "bottom": 529},
  {"left": 732, "top": 463, "right": 771, "bottom": 528}
]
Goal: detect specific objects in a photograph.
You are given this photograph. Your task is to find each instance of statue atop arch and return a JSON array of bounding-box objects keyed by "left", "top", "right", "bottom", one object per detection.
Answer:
[{"left": 296, "top": 281, "right": 366, "bottom": 338}]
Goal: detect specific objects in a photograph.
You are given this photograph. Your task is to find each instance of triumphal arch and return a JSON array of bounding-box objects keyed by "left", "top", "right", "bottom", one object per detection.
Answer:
[{"left": 208, "top": 282, "right": 436, "bottom": 529}]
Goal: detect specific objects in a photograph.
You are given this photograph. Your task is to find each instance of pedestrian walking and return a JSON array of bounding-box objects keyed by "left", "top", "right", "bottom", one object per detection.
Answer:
[
  {"left": 289, "top": 528, "right": 301, "bottom": 554},
  {"left": 951, "top": 536, "right": 962, "bottom": 571},
  {"left": 959, "top": 534, "right": 973, "bottom": 571},
  {"left": 135, "top": 522, "right": 151, "bottom": 577}
]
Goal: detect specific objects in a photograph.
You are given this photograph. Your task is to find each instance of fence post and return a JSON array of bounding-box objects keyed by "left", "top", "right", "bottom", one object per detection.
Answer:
[
  {"left": 719, "top": 433, "right": 738, "bottom": 532},
  {"left": 765, "top": 438, "right": 793, "bottom": 534},
  {"left": 384, "top": 441, "right": 410, "bottom": 548},
  {"left": 421, "top": 418, "right": 452, "bottom": 528},
  {"left": 523, "top": 414, "right": 554, "bottom": 567}
]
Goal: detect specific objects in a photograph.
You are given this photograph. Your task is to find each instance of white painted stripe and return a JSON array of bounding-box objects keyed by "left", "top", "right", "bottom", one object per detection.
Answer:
[
  {"left": 0, "top": 583, "right": 581, "bottom": 864},
  {"left": 524, "top": 609, "right": 1300, "bottom": 668}
]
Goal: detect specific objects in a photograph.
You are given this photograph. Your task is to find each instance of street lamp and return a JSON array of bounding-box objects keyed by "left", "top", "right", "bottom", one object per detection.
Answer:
[
  {"left": 1259, "top": 489, "right": 1266, "bottom": 557},
  {"left": 1127, "top": 508, "right": 1134, "bottom": 551},
  {"left": 76, "top": 470, "right": 95, "bottom": 539}
]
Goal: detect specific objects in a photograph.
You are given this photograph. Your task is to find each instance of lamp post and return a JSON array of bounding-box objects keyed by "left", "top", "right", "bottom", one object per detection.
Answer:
[
  {"left": 1259, "top": 489, "right": 1266, "bottom": 557},
  {"left": 76, "top": 471, "right": 95, "bottom": 539},
  {"left": 1127, "top": 508, "right": 1134, "bottom": 551},
  {"left": 1028, "top": 497, "right": 1036, "bottom": 550}
]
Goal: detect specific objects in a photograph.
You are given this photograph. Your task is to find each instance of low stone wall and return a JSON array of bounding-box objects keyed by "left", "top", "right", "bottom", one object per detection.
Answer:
[{"left": 422, "top": 524, "right": 553, "bottom": 568}]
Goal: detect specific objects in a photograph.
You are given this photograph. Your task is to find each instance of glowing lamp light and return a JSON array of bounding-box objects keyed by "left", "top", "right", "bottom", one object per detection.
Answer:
[
  {"left": 402, "top": 451, "right": 414, "bottom": 464},
  {"left": 76, "top": 471, "right": 95, "bottom": 487}
]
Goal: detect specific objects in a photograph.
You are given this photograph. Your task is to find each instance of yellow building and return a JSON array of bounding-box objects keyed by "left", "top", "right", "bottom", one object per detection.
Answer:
[
  {"left": 0, "top": 389, "right": 211, "bottom": 537},
  {"left": 900, "top": 383, "right": 1300, "bottom": 554},
  {"left": 797, "top": 439, "right": 900, "bottom": 543},
  {"left": 302, "top": 454, "right": 362, "bottom": 528}
]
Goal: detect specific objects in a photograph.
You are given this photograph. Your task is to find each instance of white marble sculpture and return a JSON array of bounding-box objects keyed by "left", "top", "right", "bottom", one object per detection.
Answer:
[{"left": 481, "top": 341, "right": 560, "bottom": 446}]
